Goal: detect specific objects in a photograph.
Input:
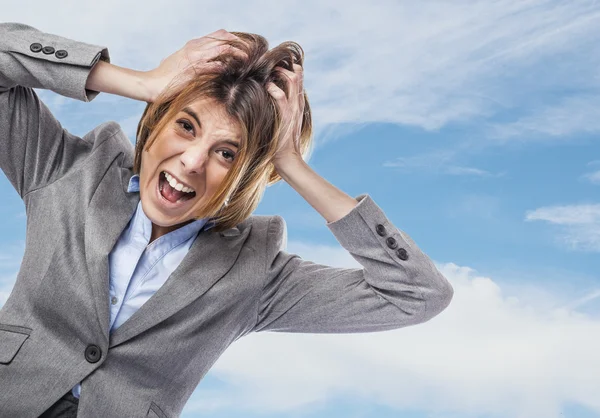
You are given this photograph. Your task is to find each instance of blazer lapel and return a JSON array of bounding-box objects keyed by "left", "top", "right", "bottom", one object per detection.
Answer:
[
  {"left": 84, "top": 159, "right": 137, "bottom": 346},
  {"left": 84, "top": 155, "right": 252, "bottom": 348},
  {"left": 109, "top": 217, "right": 251, "bottom": 348}
]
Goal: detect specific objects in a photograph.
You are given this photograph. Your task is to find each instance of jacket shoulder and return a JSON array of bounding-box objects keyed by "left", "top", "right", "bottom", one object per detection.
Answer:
[
  {"left": 82, "top": 120, "right": 134, "bottom": 166},
  {"left": 247, "top": 214, "right": 286, "bottom": 252},
  {"left": 83, "top": 121, "right": 132, "bottom": 151}
]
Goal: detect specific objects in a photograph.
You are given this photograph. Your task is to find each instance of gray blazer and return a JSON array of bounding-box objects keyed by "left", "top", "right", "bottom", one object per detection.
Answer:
[{"left": 0, "top": 22, "right": 453, "bottom": 418}]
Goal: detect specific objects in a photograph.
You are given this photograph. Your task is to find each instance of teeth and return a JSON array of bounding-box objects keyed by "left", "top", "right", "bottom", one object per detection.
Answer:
[{"left": 163, "top": 171, "right": 195, "bottom": 194}]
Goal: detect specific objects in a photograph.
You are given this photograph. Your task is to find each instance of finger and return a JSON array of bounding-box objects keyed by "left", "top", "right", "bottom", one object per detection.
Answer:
[
  {"left": 184, "top": 60, "right": 224, "bottom": 76},
  {"left": 276, "top": 63, "right": 303, "bottom": 76},
  {"left": 189, "top": 37, "right": 235, "bottom": 50},
  {"left": 275, "top": 65, "right": 296, "bottom": 79},
  {"left": 195, "top": 60, "right": 225, "bottom": 71},
  {"left": 209, "top": 44, "right": 249, "bottom": 63},
  {"left": 205, "top": 29, "right": 239, "bottom": 41},
  {"left": 274, "top": 67, "right": 304, "bottom": 104},
  {"left": 187, "top": 31, "right": 242, "bottom": 50},
  {"left": 216, "top": 43, "right": 248, "bottom": 58},
  {"left": 266, "top": 82, "right": 288, "bottom": 103},
  {"left": 292, "top": 64, "right": 304, "bottom": 89},
  {"left": 274, "top": 67, "right": 299, "bottom": 93},
  {"left": 292, "top": 63, "right": 303, "bottom": 74},
  {"left": 276, "top": 65, "right": 304, "bottom": 88},
  {"left": 204, "top": 35, "right": 249, "bottom": 54},
  {"left": 215, "top": 41, "right": 249, "bottom": 59},
  {"left": 191, "top": 43, "right": 247, "bottom": 63}
]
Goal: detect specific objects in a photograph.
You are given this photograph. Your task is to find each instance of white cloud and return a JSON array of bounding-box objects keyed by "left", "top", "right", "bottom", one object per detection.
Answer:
[
  {"left": 526, "top": 204, "right": 600, "bottom": 225},
  {"left": 4, "top": 0, "right": 600, "bottom": 145},
  {"left": 383, "top": 149, "right": 457, "bottom": 171},
  {"left": 2, "top": 2, "right": 600, "bottom": 417},
  {"left": 525, "top": 203, "right": 600, "bottom": 252},
  {"left": 181, "top": 243, "right": 600, "bottom": 418},
  {"left": 444, "top": 166, "right": 498, "bottom": 176},
  {"left": 2, "top": 211, "right": 598, "bottom": 417},
  {"left": 489, "top": 95, "right": 600, "bottom": 141},
  {"left": 382, "top": 148, "right": 506, "bottom": 177},
  {"left": 582, "top": 169, "right": 600, "bottom": 185},
  {"left": 560, "top": 288, "right": 600, "bottom": 310}
]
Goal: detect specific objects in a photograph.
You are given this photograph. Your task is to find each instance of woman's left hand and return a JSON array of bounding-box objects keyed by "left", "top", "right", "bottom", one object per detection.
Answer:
[{"left": 267, "top": 63, "right": 305, "bottom": 169}]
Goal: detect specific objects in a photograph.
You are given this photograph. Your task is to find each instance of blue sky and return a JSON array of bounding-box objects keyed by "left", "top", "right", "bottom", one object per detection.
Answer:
[{"left": 2, "top": 1, "right": 600, "bottom": 417}]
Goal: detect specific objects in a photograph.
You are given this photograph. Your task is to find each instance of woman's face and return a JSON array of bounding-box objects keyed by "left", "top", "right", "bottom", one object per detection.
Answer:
[{"left": 138, "top": 97, "right": 242, "bottom": 241}]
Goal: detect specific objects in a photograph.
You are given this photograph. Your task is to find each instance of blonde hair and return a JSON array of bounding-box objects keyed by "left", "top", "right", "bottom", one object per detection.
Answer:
[{"left": 134, "top": 32, "right": 313, "bottom": 233}]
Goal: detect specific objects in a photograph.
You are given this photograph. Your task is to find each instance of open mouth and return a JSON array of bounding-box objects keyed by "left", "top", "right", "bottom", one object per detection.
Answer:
[{"left": 156, "top": 171, "right": 196, "bottom": 209}]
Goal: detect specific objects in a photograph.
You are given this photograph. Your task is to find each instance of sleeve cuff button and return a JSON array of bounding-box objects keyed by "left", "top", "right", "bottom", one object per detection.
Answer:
[
  {"left": 42, "top": 46, "right": 55, "bottom": 55},
  {"left": 55, "top": 50, "right": 68, "bottom": 59},
  {"left": 376, "top": 224, "right": 387, "bottom": 236},
  {"left": 396, "top": 248, "right": 409, "bottom": 260},
  {"left": 30, "top": 43, "right": 42, "bottom": 53}
]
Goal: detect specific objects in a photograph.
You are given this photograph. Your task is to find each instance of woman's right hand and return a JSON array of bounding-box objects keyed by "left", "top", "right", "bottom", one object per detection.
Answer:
[{"left": 143, "top": 29, "right": 247, "bottom": 102}]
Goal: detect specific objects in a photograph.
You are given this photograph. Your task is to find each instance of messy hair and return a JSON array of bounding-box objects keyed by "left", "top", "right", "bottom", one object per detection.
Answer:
[{"left": 133, "top": 32, "right": 313, "bottom": 233}]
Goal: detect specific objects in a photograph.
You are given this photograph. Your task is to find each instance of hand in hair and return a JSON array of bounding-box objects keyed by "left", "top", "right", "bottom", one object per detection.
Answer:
[
  {"left": 144, "top": 29, "right": 248, "bottom": 102},
  {"left": 268, "top": 63, "right": 306, "bottom": 167}
]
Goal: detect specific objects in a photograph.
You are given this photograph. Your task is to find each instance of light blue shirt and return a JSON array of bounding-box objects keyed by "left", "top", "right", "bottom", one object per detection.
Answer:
[{"left": 72, "top": 173, "right": 212, "bottom": 399}]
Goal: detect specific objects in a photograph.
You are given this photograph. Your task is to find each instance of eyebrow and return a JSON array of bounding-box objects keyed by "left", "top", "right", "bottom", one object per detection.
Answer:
[{"left": 181, "top": 107, "right": 240, "bottom": 149}]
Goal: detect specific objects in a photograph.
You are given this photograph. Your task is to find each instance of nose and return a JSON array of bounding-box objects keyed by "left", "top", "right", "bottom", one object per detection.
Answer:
[{"left": 179, "top": 143, "right": 209, "bottom": 175}]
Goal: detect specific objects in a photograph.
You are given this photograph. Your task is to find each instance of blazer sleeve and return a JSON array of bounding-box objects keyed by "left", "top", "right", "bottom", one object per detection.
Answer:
[
  {"left": 253, "top": 193, "right": 454, "bottom": 334},
  {"left": 0, "top": 22, "right": 110, "bottom": 199}
]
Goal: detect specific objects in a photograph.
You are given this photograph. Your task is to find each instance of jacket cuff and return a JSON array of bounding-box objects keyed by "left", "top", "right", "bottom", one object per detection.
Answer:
[
  {"left": 5, "top": 24, "right": 110, "bottom": 102},
  {"left": 326, "top": 193, "right": 413, "bottom": 262}
]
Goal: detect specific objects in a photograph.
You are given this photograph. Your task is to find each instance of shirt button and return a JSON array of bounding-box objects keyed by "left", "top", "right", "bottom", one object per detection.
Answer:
[{"left": 111, "top": 296, "right": 118, "bottom": 305}]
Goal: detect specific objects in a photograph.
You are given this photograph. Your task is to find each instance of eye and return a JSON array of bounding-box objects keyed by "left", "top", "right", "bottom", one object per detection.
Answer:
[
  {"left": 219, "top": 149, "right": 236, "bottom": 163},
  {"left": 177, "top": 118, "right": 236, "bottom": 163},
  {"left": 176, "top": 119, "right": 194, "bottom": 134}
]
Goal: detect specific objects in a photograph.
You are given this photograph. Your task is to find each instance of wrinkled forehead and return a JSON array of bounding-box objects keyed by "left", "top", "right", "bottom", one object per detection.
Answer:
[{"left": 178, "top": 96, "right": 242, "bottom": 137}]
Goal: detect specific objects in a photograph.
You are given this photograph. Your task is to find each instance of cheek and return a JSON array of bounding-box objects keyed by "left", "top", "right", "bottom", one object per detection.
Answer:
[{"left": 203, "top": 169, "right": 228, "bottom": 190}]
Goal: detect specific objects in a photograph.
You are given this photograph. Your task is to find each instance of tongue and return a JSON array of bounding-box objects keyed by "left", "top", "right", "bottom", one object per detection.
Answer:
[{"left": 163, "top": 179, "right": 186, "bottom": 203}]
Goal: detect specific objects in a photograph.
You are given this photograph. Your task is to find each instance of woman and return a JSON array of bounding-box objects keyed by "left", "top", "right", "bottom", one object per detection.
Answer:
[{"left": 0, "top": 22, "right": 454, "bottom": 418}]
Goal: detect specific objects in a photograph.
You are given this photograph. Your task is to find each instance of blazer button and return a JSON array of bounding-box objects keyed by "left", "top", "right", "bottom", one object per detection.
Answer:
[
  {"left": 376, "top": 224, "right": 387, "bottom": 236},
  {"left": 85, "top": 344, "right": 102, "bottom": 363},
  {"left": 55, "top": 49, "right": 68, "bottom": 59},
  {"left": 396, "top": 248, "right": 409, "bottom": 260},
  {"left": 42, "top": 46, "right": 55, "bottom": 55},
  {"left": 386, "top": 236, "right": 398, "bottom": 249},
  {"left": 30, "top": 43, "right": 43, "bottom": 53}
]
